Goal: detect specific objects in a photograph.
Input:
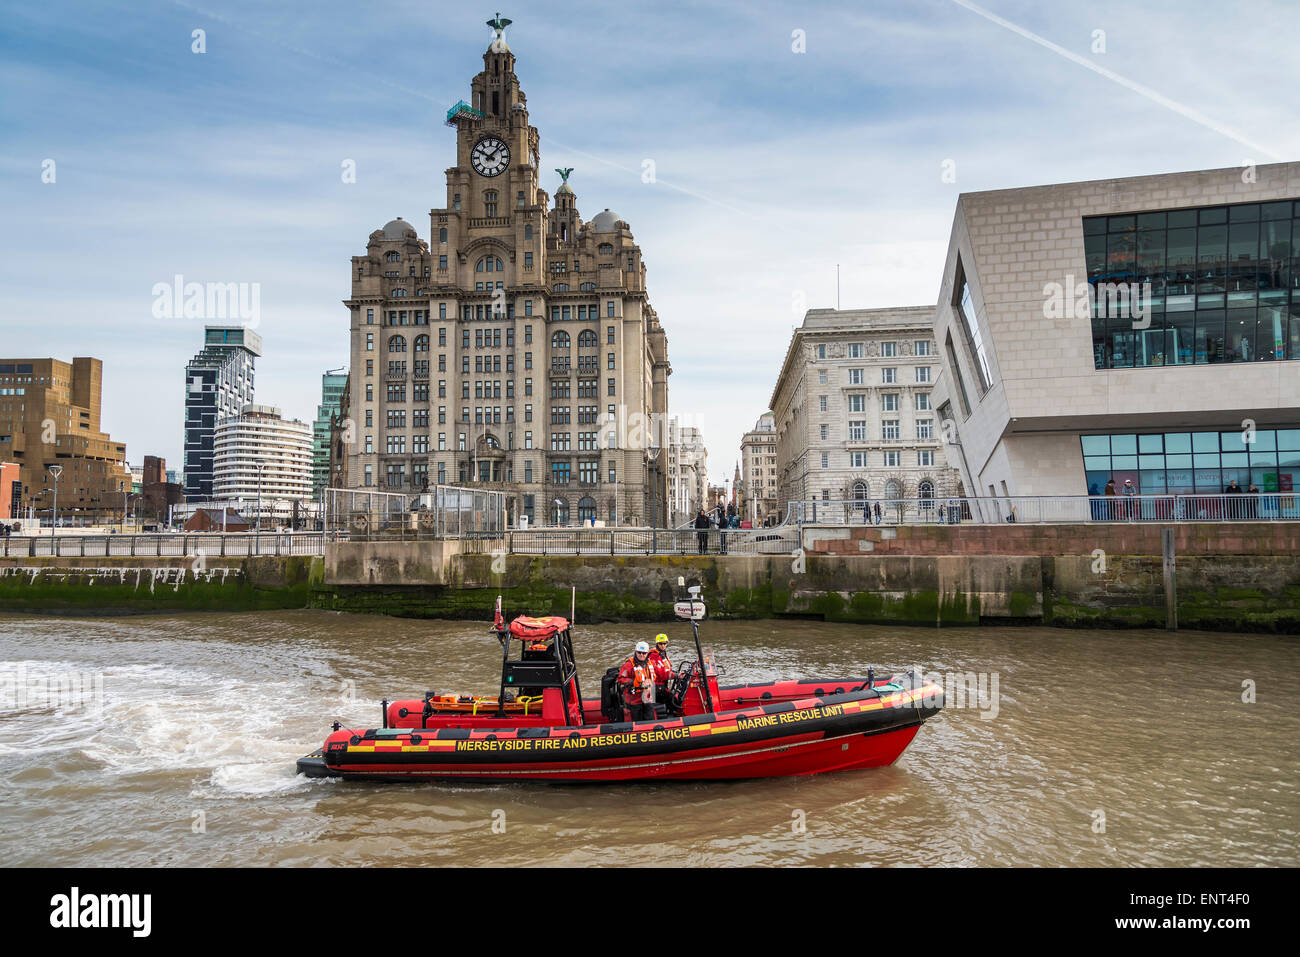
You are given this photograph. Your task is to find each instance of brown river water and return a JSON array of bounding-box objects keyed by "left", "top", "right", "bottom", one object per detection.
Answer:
[{"left": 0, "top": 610, "right": 1295, "bottom": 867}]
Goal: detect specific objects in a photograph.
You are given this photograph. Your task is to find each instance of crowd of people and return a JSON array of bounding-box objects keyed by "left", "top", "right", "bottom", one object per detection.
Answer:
[
  {"left": 692, "top": 501, "right": 741, "bottom": 553},
  {"left": 1092, "top": 477, "right": 1268, "bottom": 520}
]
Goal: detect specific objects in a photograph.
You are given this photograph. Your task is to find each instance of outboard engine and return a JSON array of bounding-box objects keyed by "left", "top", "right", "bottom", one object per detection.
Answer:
[{"left": 600, "top": 667, "right": 623, "bottom": 722}]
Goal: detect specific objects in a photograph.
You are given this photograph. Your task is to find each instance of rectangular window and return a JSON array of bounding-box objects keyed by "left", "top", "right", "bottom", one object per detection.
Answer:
[
  {"left": 917, "top": 419, "right": 934, "bottom": 439},
  {"left": 607, "top": 301, "right": 615, "bottom": 317},
  {"left": 882, "top": 394, "right": 899, "bottom": 412},
  {"left": 816, "top": 344, "right": 826, "bottom": 359},
  {"left": 819, "top": 424, "right": 828, "bottom": 440},
  {"left": 365, "top": 333, "right": 374, "bottom": 351},
  {"left": 607, "top": 326, "right": 615, "bottom": 344},
  {"left": 915, "top": 393, "right": 931, "bottom": 411},
  {"left": 366, "top": 308, "right": 374, "bottom": 324},
  {"left": 882, "top": 367, "right": 897, "bottom": 384},
  {"left": 851, "top": 452, "right": 867, "bottom": 468},
  {"left": 847, "top": 343, "right": 864, "bottom": 358},
  {"left": 607, "top": 378, "right": 616, "bottom": 396},
  {"left": 916, "top": 366, "right": 932, "bottom": 383},
  {"left": 848, "top": 394, "right": 865, "bottom": 413},
  {"left": 915, "top": 340, "right": 931, "bottom": 356},
  {"left": 848, "top": 368, "right": 863, "bottom": 385},
  {"left": 881, "top": 341, "right": 897, "bottom": 358},
  {"left": 882, "top": 420, "right": 900, "bottom": 440},
  {"left": 819, "top": 395, "right": 827, "bottom": 412},
  {"left": 818, "top": 370, "right": 827, "bottom": 385},
  {"left": 884, "top": 451, "right": 900, "bottom": 467},
  {"left": 551, "top": 461, "right": 571, "bottom": 484},
  {"left": 820, "top": 453, "right": 829, "bottom": 468},
  {"left": 848, "top": 420, "right": 866, "bottom": 441},
  {"left": 579, "top": 460, "right": 598, "bottom": 484},
  {"left": 607, "top": 353, "right": 615, "bottom": 369},
  {"left": 918, "top": 450, "right": 935, "bottom": 467}
]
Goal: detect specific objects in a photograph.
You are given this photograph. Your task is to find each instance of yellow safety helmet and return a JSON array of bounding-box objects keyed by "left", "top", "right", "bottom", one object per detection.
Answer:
[{"left": 654, "top": 633, "right": 668, "bottom": 644}]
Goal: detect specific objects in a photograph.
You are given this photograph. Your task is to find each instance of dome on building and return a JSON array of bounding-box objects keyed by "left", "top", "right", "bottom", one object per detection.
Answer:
[
  {"left": 382, "top": 217, "right": 416, "bottom": 240},
  {"left": 590, "top": 208, "right": 623, "bottom": 232},
  {"left": 556, "top": 181, "right": 574, "bottom": 195}
]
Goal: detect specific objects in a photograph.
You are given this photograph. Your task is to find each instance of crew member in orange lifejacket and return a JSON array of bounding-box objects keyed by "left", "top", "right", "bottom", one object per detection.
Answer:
[
  {"left": 617, "top": 641, "right": 668, "bottom": 721},
  {"left": 649, "top": 633, "right": 672, "bottom": 706}
]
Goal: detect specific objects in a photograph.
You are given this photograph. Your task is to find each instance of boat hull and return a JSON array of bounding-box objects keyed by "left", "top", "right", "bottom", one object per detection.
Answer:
[{"left": 298, "top": 679, "right": 942, "bottom": 783}]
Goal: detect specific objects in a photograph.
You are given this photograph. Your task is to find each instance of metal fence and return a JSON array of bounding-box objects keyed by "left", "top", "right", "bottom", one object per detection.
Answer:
[
  {"left": 461, "top": 527, "right": 801, "bottom": 556},
  {"left": 788, "top": 493, "right": 1300, "bottom": 526},
  {"left": 1, "top": 532, "right": 326, "bottom": 559},
  {"left": 323, "top": 485, "right": 506, "bottom": 538}
]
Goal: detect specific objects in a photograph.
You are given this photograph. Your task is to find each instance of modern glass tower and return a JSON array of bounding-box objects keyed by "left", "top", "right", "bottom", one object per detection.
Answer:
[
  {"left": 313, "top": 368, "right": 348, "bottom": 498},
  {"left": 183, "top": 326, "right": 262, "bottom": 499}
]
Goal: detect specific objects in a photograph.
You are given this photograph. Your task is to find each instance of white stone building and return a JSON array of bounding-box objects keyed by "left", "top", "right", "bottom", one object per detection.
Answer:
[
  {"left": 740, "top": 412, "right": 778, "bottom": 526},
  {"left": 667, "top": 418, "right": 707, "bottom": 526},
  {"left": 211, "top": 404, "right": 314, "bottom": 526},
  {"left": 770, "top": 307, "right": 960, "bottom": 515}
]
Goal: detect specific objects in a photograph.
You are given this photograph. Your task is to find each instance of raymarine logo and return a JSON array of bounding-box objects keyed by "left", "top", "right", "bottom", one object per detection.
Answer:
[{"left": 49, "top": 887, "right": 151, "bottom": 938}]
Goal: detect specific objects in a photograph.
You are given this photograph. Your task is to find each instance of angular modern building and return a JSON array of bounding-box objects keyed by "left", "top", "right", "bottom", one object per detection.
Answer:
[
  {"left": 0, "top": 356, "right": 130, "bottom": 522},
  {"left": 342, "top": 17, "right": 671, "bottom": 526},
  {"left": 932, "top": 162, "right": 1300, "bottom": 505},
  {"left": 312, "top": 368, "right": 348, "bottom": 499},
  {"left": 667, "top": 418, "right": 707, "bottom": 527},
  {"left": 770, "top": 307, "right": 960, "bottom": 514},
  {"left": 184, "top": 326, "right": 261, "bottom": 499}
]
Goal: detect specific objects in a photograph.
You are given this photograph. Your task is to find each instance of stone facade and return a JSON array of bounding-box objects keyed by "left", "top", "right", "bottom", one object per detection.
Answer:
[
  {"left": 667, "top": 419, "right": 707, "bottom": 526},
  {"left": 769, "top": 307, "right": 960, "bottom": 515},
  {"left": 932, "top": 161, "right": 1300, "bottom": 502},
  {"left": 343, "top": 20, "right": 670, "bottom": 527},
  {"left": 740, "top": 412, "right": 778, "bottom": 526},
  {"left": 0, "top": 356, "right": 130, "bottom": 522}
]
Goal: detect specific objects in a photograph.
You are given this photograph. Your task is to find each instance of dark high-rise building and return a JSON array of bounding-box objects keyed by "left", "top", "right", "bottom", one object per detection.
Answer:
[{"left": 184, "top": 326, "right": 261, "bottom": 499}]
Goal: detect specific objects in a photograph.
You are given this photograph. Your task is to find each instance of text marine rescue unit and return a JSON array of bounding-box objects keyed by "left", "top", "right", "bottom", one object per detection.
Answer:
[{"left": 297, "top": 585, "right": 944, "bottom": 783}]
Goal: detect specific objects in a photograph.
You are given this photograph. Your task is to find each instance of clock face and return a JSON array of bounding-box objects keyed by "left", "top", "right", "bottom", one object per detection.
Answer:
[{"left": 471, "top": 137, "right": 510, "bottom": 177}]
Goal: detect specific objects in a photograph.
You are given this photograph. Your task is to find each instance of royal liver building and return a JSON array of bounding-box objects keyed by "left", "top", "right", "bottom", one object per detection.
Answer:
[{"left": 342, "top": 16, "right": 671, "bottom": 526}]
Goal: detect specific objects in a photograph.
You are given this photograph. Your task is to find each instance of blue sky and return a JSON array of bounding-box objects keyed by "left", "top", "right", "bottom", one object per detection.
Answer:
[{"left": 2, "top": 0, "right": 1297, "bottom": 483}]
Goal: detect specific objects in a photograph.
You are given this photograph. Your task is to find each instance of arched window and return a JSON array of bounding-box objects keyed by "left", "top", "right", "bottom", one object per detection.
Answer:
[
  {"left": 553, "top": 283, "right": 568, "bottom": 292},
  {"left": 552, "top": 498, "right": 569, "bottom": 526},
  {"left": 577, "top": 330, "right": 598, "bottom": 348},
  {"left": 438, "top": 228, "right": 447, "bottom": 244},
  {"left": 484, "top": 190, "right": 498, "bottom": 217},
  {"left": 885, "top": 480, "right": 902, "bottom": 500},
  {"left": 579, "top": 282, "right": 595, "bottom": 291},
  {"left": 919, "top": 480, "right": 935, "bottom": 508},
  {"left": 391, "top": 288, "right": 407, "bottom": 297},
  {"left": 385, "top": 251, "right": 400, "bottom": 262},
  {"left": 551, "top": 330, "right": 570, "bottom": 349},
  {"left": 476, "top": 256, "right": 503, "bottom": 273},
  {"left": 388, "top": 335, "right": 407, "bottom": 353},
  {"left": 413, "top": 334, "right": 429, "bottom": 353},
  {"left": 598, "top": 243, "right": 613, "bottom": 256},
  {"left": 852, "top": 481, "right": 869, "bottom": 503},
  {"left": 578, "top": 496, "right": 596, "bottom": 522}
]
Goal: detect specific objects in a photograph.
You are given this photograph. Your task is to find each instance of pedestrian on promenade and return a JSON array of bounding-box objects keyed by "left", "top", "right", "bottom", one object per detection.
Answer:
[
  {"left": 1246, "top": 483, "right": 1260, "bottom": 519},
  {"left": 1122, "top": 478, "right": 1138, "bottom": 520},
  {"left": 1225, "top": 479, "right": 1242, "bottom": 520},
  {"left": 873, "top": 502, "right": 882, "bottom": 525},
  {"left": 1104, "top": 478, "right": 1117, "bottom": 521},
  {"left": 694, "top": 508, "right": 710, "bottom": 554}
]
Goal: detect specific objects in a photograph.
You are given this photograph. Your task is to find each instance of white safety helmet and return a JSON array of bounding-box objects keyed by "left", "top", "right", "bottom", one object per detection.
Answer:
[{"left": 634, "top": 641, "right": 650, "bottom": 654}]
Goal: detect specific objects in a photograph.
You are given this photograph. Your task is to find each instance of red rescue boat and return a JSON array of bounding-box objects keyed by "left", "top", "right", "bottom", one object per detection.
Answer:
[{"left": 297, "top": 587, "right": 943, "bottom": 782}]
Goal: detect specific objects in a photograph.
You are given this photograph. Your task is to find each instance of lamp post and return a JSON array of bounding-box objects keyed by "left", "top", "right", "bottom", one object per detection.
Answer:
[
  {"left": 255, "top": 461, "right": 266, "bottom": 553},
  {"left": 47, "top": 465, "right": 63, "bottom": 547}
]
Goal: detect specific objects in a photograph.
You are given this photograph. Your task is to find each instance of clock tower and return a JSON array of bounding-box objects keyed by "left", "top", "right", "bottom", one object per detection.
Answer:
[{"left": 343, "top": 15, "right": 672, "bottom": 528}]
